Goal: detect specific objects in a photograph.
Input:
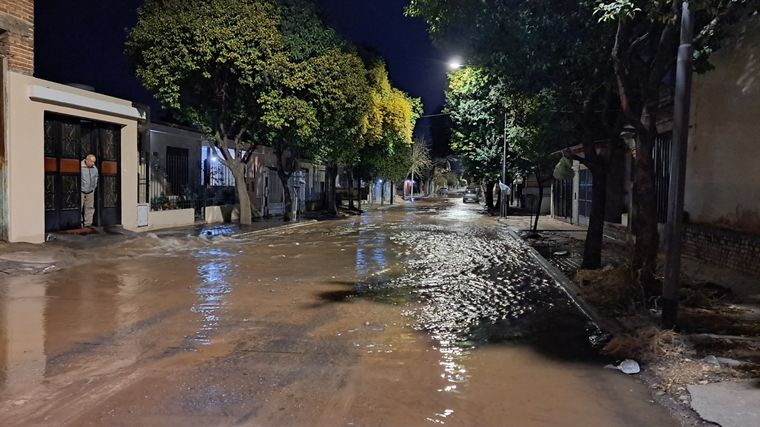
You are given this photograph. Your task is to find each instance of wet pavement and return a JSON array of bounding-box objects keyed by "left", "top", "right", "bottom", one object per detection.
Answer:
[{"left": 0, "top": 200, "right": 679, "bottom": 426}]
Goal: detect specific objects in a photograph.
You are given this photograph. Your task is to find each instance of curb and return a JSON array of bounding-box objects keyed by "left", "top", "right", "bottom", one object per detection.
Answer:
[
  {"left": 503, "top": 226, "right": 622, "bottom": 335},
  {"left": 232, "top": 219, "right": 320, "bottom": 239}
]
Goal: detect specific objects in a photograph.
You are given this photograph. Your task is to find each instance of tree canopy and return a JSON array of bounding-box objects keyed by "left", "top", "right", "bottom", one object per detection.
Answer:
[{"left": 126, "top": 0, "right": 287, "bottom": 224}]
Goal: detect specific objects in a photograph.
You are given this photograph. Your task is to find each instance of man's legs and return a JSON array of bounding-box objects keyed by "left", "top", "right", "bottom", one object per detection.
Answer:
[{"left": 81, "top": 192, "right": 95, "bottom": 227}]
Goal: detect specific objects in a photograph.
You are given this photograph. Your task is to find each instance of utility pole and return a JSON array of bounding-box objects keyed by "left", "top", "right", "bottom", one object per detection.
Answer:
[
  {"left": 501, "top": 111, "right": 508, "bottom": 217},
  {"left": 662, "top": 1, "right": 694, "bottom": 330}
]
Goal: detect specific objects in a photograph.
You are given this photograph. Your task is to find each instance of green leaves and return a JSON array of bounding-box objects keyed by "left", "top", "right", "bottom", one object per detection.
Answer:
[
  {"left": 126, "top": 0, "right": 283, "bottom": 142},
  {"left": 593, "top": 0, "right": 642, "bottom": 22},
  {"left": 127, "top": 0, "right": 421, "bottom": 180}
]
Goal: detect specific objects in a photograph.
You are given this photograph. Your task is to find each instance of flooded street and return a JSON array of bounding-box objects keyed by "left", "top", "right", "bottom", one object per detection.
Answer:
[{"left": 0, "top": 200, "right": 678, "bottom": 426}]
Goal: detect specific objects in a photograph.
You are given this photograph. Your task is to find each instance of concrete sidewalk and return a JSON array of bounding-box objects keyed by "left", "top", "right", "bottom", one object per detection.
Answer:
[
  {"left": 0, "top": 216, "right": 321, "bottom": 276},
  {"left": 497, "top": 214, "right": 588, "bottom": 233},
  {"left": 495, "top": 214, "right": 760, "bottom": 427}
]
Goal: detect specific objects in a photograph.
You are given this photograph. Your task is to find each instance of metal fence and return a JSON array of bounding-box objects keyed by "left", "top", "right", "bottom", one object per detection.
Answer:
[
  {"left": 654, "top": 132, "right": 672, "bottom": 224},
  {"left": 552, "top": 178, "right": 573, "bottom": 220}
]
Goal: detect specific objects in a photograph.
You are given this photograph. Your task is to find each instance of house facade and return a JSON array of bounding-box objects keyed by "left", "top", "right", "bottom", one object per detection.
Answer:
[
  {"left": 137, "top": 122, "right": 204, "bottom": 230},
  {"left": 201, "top": 143, "right": 327, "bottom": 221},
  {"left": 550, "top": 15, "right": 760, "bottom": 276},
  {"left": 1, "top": 60, "right": 145, "bottom": 243},
  {"left": 0, "top": 0, "right": 213, "bottom": 243},
  {"left": 680, "top": 14, "right": 760, "bottom": 276}
]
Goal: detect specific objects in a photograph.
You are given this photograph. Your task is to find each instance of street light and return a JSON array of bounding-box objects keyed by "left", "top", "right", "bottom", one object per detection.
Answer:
[
  {"left": 662, "top": 1, "right": 695, "bottom": 330},
  {"left": 620, "top": 124, "right": 637, "bottom": 156},
  {"left": 448, "top": 58, "right": 463, "bottom": 70}
]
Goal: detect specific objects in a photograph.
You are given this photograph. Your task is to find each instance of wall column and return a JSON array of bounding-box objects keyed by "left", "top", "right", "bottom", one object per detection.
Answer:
[{"left": 0, "top": 57, "right": 8, "bottom": 241}]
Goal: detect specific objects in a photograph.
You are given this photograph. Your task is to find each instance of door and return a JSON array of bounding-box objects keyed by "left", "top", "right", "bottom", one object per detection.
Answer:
[
  {"left": 552, "top": 178, "right": 573, "bottom": 222},
  {"left": 94, "top": 124, "right": 121, "bottom": 227},
  {"left": 578, "top": 168, "right": 593, "bottom": 225},
  {"left": 44, "top": 113, "right": 121, "bottom": 232},
  {"left": 165, "top": 146, "right": 189, "bottom": 196}
]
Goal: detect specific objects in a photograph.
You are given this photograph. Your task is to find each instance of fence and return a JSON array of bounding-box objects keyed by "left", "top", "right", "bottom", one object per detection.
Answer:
[
  {"left": 653, "top": 132, "right": 672, "bottom": 224},
  {"left": 138, "top": 151, "right": 239, "bottom": 219}
]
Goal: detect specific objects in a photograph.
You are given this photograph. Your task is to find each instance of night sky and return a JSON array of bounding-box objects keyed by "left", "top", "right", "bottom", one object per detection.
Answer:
[{"left": 35, "top": 0, "right": 452, "bottom": 137}]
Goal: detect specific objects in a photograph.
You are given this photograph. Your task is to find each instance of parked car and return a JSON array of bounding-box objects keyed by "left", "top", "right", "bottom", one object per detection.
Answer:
[
  {"left": 462, "top": 187, "right": 480, "bottom": 204},
  {"left": 437, "top": 187, "right": 449, "bottom": 196}
]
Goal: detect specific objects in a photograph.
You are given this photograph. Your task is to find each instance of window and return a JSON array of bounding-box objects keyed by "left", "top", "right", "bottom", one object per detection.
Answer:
[{"left": 578, "top": 169, "right": 593, "bottom": 218}]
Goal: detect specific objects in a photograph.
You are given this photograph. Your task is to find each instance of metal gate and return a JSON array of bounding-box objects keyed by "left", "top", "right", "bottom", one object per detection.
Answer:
[
  {"left": 166, "top": 146, "right": 189, "bottom": 196},
  {"left": 44, "top": 113, "right": 121, "bottom": 232},
  {"left": 578, "top": 169, "right": 593, "bottom": 220},
  {"left": 552, "top": 178, "right": 573, "bottom": 221},
  {"left": 654, "top": 132, "right": 672, "bottom": 224}
]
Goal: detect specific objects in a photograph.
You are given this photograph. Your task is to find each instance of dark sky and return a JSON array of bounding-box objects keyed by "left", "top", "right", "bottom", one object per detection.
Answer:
[{"left": 35, "top": 0, "right": 451, "bottom": 132}]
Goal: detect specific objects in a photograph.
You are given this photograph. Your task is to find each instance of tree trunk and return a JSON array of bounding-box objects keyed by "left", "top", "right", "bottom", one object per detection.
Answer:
[
  {"left": 484, "top": 181, "right": 495, "bottom": 209},
  {"left": 381, "top": 180, "right": 385, "bottom": 206},
  {"left": 231, "top": 164, "right": 252, "bottom": 225},
  {"left": 632, "top": 129, "right": 660, "bottom": 296},
  {"left": 583, "top": 165, "right": 607, "bottom": 269},
  {"left": 357, "top": 173, "right": 362, "bottom": 211},
  {"left": 390, "top": 180, "right": 394, "bottom": 205},
  {"left": 277, "top": 168, "right": 293, "bottom": 222},
  {"left": 495, "top": 186, "right": 502, "bottom": 214},
  {"left": 347, "top": 169, "right": 355, "bottom": 210},
  {"left": 532, "top": 181, "right": 545, "bottom": 232},
  {"left": 326, "top": 163, "right": 338, "bottom": 215}
]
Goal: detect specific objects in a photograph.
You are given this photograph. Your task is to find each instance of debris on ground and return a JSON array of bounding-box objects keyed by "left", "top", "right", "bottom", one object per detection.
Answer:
[
  {"left": 509, "top": 216, "right": 760, "bottom": 425},
  {"left": 605, "top": 359, "right": 641, "bottom": 375}
]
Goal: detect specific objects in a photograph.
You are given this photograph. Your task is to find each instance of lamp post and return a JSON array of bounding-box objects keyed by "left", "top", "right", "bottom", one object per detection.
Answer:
[
  {"left": 501, "top": 111, "right": 508, "bottom": 217},
  {"left": 448, "top": 58, "right": 463, "bottom": 70},
  {"left": 620, "top": 125, "right": 637, "bottom": 154},
  {"left": 662, "top": 1, "right": 694, "bottom": 330}
]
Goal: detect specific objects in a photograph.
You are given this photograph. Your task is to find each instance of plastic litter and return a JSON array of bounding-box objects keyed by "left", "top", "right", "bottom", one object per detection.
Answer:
[{"left": 605, "top": 359, "right": 640, "bottom": 375}]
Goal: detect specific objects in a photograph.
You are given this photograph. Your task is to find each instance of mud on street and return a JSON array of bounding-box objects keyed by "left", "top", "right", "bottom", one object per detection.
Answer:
[{"left": 0, "top": 200, "right": 679, "bottom": 426}]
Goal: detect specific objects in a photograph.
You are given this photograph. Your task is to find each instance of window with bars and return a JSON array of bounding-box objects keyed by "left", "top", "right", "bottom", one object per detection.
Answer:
[
  {"left": 166, "top": 146, "right": 189, "bottom": 196},
  {"left": 578, "top": 169, "right": 593, "bottom": 218}
]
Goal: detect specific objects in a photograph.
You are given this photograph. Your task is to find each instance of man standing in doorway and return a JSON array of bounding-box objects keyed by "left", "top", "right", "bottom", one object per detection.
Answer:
[{"left": 81, "top": 154, "right": 98, "bottom": 228}]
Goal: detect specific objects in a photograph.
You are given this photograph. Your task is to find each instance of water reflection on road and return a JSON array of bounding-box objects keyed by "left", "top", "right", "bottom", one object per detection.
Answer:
[
  {"left": 192, "top": 248, "right": 234, "bottom": 345},
  {"left": 0, "top": 199, "right": 678, "bottom": 427}
]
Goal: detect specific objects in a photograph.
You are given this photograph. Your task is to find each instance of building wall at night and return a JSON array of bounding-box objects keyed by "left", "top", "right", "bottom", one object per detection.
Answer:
[
  {"left": 0, "top": 0, "right": 35, "bottom": 75},
  {"left": 685, "top": 15, "right": 760, "bottom": 234},
  {"left": 6, "top": 72, "right": 143, "bottom": 243}
]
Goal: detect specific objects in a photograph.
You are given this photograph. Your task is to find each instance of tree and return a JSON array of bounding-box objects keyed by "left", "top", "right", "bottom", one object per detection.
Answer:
[
  {"left": 257, "top": 0, "right": 346, "bottom": 221},
  {"left": 126, "top": 0, "right": 283, "bottom": 225},
  {"left": 508, "top": 90, "right": 571, "bottom": 232},
  {"left": 355, "top": 61, "right": 421, "bottom": 207},
  {"left": 307, "top": 50, "right": 374, "bottom": 215},
  {"left": 404, "top": 138, "right": 433, "bottom": 198},
  {"left": 595, "top": 0, "right": 760, "bottom": 289},
  {"left": 445, "top": 67, "right": 510, "bottom": 210},
  {"left": 409, "top": 0, "right": 620, "bottom": 269}
]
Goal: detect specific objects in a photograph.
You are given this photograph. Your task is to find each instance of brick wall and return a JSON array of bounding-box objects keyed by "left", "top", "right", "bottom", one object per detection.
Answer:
[
  {"left": 603, "top": 222, "right": 630, "bottom": 243},
  {"left": 0, "top": 0, "right": 34, "bottom": 75},
  {"left": 683, "top": 224, "right": 760, "bottom": 277}
]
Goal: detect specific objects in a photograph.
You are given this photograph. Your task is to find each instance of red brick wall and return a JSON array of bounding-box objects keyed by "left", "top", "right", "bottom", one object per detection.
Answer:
[
  {"left": 0, "top": 0, "right": 35, "bottom": 75},
  {"left": 683, "top": 224, "right": 760, "bottom": 277}
]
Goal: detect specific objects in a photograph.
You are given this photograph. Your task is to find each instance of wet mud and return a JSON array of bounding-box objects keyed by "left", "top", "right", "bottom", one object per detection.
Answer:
[{"left": 0, "top": 200, "right": 678, "bottom": 426}]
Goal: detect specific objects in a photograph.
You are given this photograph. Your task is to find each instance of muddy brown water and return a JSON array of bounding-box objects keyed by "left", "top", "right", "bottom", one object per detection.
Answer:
[{"left": 0, "top": 200, "right": 678, "bottom": 426}]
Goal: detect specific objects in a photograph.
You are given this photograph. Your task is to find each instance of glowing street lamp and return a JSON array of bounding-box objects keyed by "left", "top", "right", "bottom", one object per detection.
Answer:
[{"left": 448, "top": 60, "right": 463, "bottom": 70}]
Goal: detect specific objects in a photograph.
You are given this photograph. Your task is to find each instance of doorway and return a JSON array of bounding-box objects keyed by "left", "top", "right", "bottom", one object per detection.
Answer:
[{"left": 44, "top": 113, "right": 122, "bottom": 232}]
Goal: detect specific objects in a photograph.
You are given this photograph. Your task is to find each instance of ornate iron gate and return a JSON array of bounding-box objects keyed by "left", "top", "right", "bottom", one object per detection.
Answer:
[
  {"left": 44, "top": 113, "right": 121, "bottom": 232},
  {"left": 654, "top": 132, "right": 672, "bottom": 224},
  {"left": 578, "top": 169, "right": 593, "bottom": 219},
  {"left": 552, "top": 178, "right": 573, "bottom": 221},
  {"left": 166, "top": 146, "right": 189, "bottom": 196}
]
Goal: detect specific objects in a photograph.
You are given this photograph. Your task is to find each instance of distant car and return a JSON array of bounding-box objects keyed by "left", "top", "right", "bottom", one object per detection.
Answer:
[
  {"left": 437, "top": 187, "right": 448, "bottom": 196},
  {"left": 462, "top": 188, "right": 480, "bottom": 204}
]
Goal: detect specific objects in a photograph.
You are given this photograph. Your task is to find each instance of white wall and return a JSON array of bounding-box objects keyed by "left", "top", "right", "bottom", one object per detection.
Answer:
[
  {"left": 6, "top": 73, "right": 141, "bottom": 243},
  {"left": 686, "top": 16, "right": 760, "bottom": 233}
]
